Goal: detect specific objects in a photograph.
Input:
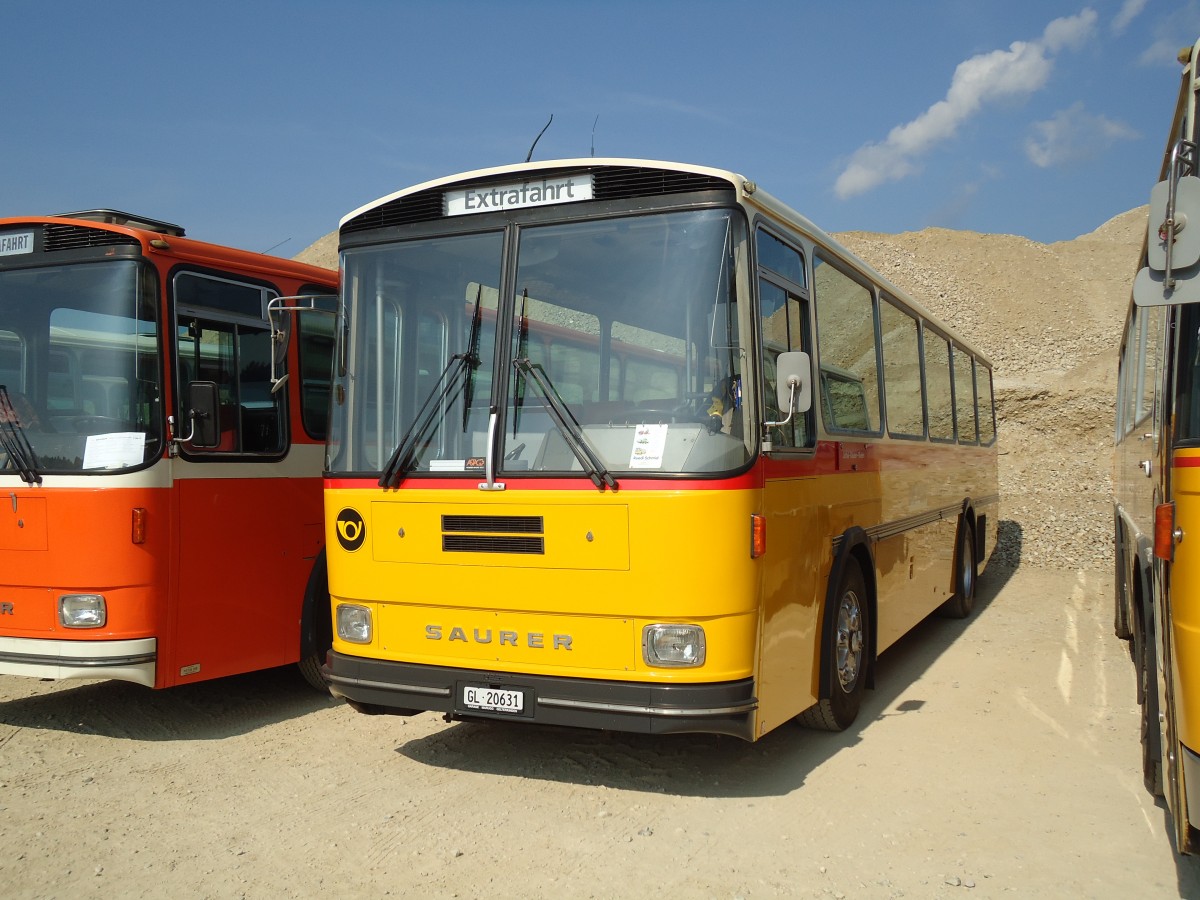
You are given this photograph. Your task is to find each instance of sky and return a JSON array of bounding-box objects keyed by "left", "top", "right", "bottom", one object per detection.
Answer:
[{"left": 3, "top": 1, "right": 1199, "bottom": 258}]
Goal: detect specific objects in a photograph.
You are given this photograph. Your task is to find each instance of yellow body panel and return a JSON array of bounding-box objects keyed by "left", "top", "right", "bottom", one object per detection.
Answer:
[
  {"left": 1172, "top": 451, "right": 1200, "bottom": 756},
  {"left": 330, "top": 485, "right": 762, "bottom": 683}
]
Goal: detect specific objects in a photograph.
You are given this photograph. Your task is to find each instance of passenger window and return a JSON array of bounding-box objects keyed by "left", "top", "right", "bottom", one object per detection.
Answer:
[
  {"left": 924, "top": 329, "right": 954, "bottom": 441},
  {"left": 977, "top": 365, "right": 995, "bottom": 444},
  {"left": 879, "top": 297, "right": 923, "bottom": 437},
  {"left": 952, "top": 346, "right": 978, "bottom": 444},
  {"left": 813, "top": 253, "right": 880, "bottom": 434}
]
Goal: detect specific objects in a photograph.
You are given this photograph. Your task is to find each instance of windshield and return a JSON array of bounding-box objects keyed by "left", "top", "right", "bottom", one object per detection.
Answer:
[
  {"left": 330, "top": 208, "right": 753, "bottom": 480},
  {"left": 0, "top": 260, "right": 162, "bottom": 476}
]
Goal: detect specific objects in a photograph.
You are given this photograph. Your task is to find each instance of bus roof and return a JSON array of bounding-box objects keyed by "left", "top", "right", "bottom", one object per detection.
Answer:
[
  {"left": 342, "top": 157, "right": 992, "bottom": 366},
  {"left": 0, "top": 211, "right": 336, "bottom": 286}
]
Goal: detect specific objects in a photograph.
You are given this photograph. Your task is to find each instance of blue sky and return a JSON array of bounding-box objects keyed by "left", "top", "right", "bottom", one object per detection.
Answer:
[{"left": 3, "top": 1, "right": 1198, "bottom": 257}]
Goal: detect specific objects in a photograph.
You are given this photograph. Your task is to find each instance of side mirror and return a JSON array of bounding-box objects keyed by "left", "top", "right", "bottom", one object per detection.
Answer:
[
  {"left": 1135, "top": 142, "right": 1200, "bottom": 307},
  {"left": 267, "top": 298, "right": 293, "bottom": 393},
  {"left": 775, "top": 350, "right": 812, "bottom": 415},
  {"left": 186, "top": 381, "right": 221, "bottom": 448}
]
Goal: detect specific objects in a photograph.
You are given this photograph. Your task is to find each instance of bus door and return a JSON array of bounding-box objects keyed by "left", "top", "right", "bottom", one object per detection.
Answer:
[
  {"left": 755, "top": 229, "right": 823, "bottom": 734},
  {"left": 169, "top": 272, "right": 296, "bottom": 683}
]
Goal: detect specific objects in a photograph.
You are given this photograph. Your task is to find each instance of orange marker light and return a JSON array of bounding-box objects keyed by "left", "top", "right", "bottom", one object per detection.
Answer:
[
  {"left": 132, "top": 507, "right": 147, "bottom": 545},
  {"left": 1155, "top": 502, "right": 1176, "bottom": 562},
  {"left": 751, "top": 514, "right": 766, "bottom": 559}
]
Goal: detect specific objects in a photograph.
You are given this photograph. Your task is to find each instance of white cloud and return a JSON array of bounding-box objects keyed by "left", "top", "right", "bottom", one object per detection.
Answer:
[
  {"left": 1112, "top": 0, "right": 1148, "bottom": 35},
  {"left": 1137, "top": 1, "right": 1200, "bottom": 66},
  {"left": 834, "top": 9, "right": 1099, "bottom": 199},
  {"left": 1024, "top": 102, "right": 1138, "bottom": 168}
]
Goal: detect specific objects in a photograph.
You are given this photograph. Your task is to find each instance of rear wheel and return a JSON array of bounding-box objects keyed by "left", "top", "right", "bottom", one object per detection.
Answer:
[
  {"left": 938, "top": 521, "right": 976, "bottom": 619},
  {"left": 798, "top": 562, "right": 869, "bottom": 731},
  {"left": 1133, "top": 586, "right": 1163, "bottom": 795}
]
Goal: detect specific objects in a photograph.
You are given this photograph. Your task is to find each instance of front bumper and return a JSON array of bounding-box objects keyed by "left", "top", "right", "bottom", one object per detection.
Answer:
[{"left": 324, "top": 650, "right": 757, "bottom": 740}]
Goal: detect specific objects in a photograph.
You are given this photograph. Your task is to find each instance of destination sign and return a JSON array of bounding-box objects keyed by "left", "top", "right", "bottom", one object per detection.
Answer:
[
  {"left": 445, "top": 174, "right": 594, "bottom": 217},
  {"left": 0, "top": 231, "right": 34, "bottom": 256}
]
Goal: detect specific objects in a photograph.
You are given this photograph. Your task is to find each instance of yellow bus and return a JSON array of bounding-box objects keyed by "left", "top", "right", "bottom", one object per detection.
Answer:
[
  {"left": 1115, "top": 36, "right": 1200, "bottom": 853},
  {"left": 318, "top": 159, "right": 999, "bottom": 739}
]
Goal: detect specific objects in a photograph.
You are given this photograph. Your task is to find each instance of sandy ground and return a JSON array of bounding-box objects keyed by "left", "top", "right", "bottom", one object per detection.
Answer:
[{"left": 2, "top": 564, "right": 1198, "bottom": 899}]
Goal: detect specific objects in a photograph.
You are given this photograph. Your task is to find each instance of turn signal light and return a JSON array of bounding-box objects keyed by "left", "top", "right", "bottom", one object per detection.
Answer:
[{"left": 132, "top": 507, "right": 147, "bottom": 544}]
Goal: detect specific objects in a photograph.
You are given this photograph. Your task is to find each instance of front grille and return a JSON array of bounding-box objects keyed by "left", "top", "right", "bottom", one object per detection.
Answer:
[
  {"left": 442, "top": 515, "right": 543, "bottom": 534},
  {"left": 43, "top": 223, "right": 140, "bottom": 253},
  {"left": 442, "top": 534, "right": 545, "bottom": 554},
  {"left": 441, "top": 513, "right": 546, "bottom": 555},
  {"left": 341, "top": 165, "right": 735, "bottom": 234}
]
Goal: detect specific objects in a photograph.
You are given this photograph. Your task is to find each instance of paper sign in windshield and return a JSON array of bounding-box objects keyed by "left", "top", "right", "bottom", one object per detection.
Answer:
[
  {"left": 629, "top": 424, "right": 668, "bottom": 469},
  {"left": 82, "top": 433, "right": 145, "bottom": 470}
]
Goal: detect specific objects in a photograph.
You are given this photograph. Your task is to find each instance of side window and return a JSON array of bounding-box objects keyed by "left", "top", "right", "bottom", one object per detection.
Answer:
[
  {"left": 297, "top": 309, "right": 334, "bottom": 440},
  {"left": 174, "top": 272, "right": 284, "bottom": 456},
  {"left": 924, "top": 328, "right": 954, "bottom": 442},
  {"left": 1139, "top": 304, "right": 1164, "bottom": 425},
  {"left": 813, "top": 252, "right": 881, "bottom": 434},
  {"left": 879, "top": 296, "right": 924, "bottom": 437},
  {"left": 977, "top": 364, "right": 996, "bottom": 445},
  {"left": 952, "top": 345, "right": 978, "bottom": 444},
  {"left": 757, "top": 229, "right": 811, "bottom": 449}
]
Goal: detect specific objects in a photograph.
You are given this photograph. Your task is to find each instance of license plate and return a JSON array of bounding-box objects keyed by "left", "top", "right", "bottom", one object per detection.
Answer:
[{"left": 461, "top": 684, "right": 525, "bottom": 714}]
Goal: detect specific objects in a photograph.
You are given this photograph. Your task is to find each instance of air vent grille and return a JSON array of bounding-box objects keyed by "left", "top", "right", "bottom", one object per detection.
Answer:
[{"left": 43, "top": 224, "right": 140, "bottom": 253}]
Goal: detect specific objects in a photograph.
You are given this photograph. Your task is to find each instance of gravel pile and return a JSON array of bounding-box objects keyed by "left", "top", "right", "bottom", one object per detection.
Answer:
[
  {"left": 840, "top": 207, "right": 1146, "bottom": 571},
  {"left": 298, "top": 208, "right": 1148, "bottom": 572}
]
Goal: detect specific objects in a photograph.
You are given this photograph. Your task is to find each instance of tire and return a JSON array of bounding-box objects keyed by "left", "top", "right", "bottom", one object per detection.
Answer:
[
  {"left": 938, "top": 521, "right": 977, "bottom": 619},
  {"left": 297, "top": 653, "right": 330, "bottom": 692},
  {"left": 798, "top": 562, "right": 869, "bottom": 731},
  {"left": 1113, "top": 517, "right": 1132, "bottom": 641},
  {"left": 1138, "top": 600, "right": 1163, "bottom": 796}
]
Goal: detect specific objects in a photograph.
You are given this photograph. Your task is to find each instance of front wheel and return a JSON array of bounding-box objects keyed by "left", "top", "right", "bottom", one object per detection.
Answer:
[{"left": 798, "top": 562, "right": 870, "bottom": 731}]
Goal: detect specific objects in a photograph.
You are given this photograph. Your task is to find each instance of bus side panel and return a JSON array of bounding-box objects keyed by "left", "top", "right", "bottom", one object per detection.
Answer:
[
  {"left": 875, "top": 442, "right": 996, "bottom": 650},
  {"left": 168, "top": 469, "right": 323, "bottom": 685}
]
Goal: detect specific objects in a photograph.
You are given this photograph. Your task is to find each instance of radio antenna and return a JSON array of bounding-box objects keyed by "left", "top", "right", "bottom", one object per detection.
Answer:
[
  {"left": 263, "top": 237, "right": 291, "bottom": 255},
  {"left": 591, "top": 115, "right": 599, "bottom": 157},
  {"left": 525, "top": 114, "right": 553, "bottom": 162}
]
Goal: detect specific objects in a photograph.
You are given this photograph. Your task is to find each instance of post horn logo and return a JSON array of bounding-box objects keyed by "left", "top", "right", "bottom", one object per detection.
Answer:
[{"left": 335, "top": 508, "right": 366, "bottom": 552}]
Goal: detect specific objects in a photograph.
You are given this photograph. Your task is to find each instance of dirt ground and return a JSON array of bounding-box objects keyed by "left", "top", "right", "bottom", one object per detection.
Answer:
[{"left": 2, "top": 564, "right": 1197, "bottom": 900}]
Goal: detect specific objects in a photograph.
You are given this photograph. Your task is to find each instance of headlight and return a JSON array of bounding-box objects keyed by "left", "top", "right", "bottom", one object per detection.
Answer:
[
  {"left": 336, "top": 604, "right": 372, "bottom": 643},
  {"left": 59, "top": 594, "right": 106, "bottom": 628},
  {"left": 642, "top": 624, "right": 705, "bottom": 667}
]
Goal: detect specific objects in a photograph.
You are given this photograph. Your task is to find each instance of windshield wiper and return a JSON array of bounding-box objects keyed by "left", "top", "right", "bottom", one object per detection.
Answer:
[
  {"left": 0, "top": 386, "right": 43, "bottom": 486},
  {"left": 513, "top": 358, "right": 617, "bottom": 492},
  {"left": 378, "top": 285, "right": 485, "bottom": 489}
]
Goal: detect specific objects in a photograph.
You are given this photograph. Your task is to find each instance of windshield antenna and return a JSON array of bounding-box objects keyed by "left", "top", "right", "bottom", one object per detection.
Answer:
[
  {"left": 525, "top": 114, "right": 553, "bottom": 162},
  {"left": 591, "top": 115, "right": 599, "bottom": 157}
]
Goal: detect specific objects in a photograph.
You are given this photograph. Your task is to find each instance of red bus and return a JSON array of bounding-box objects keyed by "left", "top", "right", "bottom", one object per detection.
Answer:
[{"left": 0, "top": 209, "right": 337, "bottom": 689}]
